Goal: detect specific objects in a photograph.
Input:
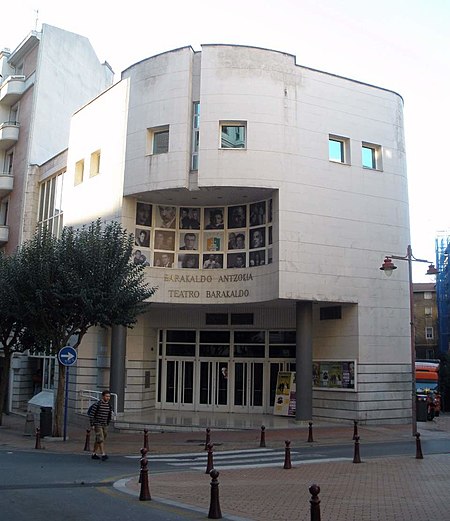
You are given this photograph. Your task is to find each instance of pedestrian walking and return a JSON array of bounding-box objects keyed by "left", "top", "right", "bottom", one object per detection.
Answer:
[{"left": 88, "top": 390, "right": 112, "bottom": 461}]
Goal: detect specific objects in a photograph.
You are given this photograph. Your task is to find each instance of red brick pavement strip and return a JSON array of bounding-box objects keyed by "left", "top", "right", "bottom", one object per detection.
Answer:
[{"left": 125, "top": 454, "right": 450, "bottom": 521}]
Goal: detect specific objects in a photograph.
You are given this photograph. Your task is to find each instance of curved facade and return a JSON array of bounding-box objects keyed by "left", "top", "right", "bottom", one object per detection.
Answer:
[{"left": 62, "top": 44, "right": 411, "bottom": 424}]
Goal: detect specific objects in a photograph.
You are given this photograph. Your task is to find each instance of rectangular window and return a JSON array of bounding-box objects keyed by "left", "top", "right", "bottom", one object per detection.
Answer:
[
  {"left": 37, "top": 172, "right": 64, "bottom": 238},
  {"left": 425, "top": 307, "right": 433, "bottom": 317},
  {"left": 90, "top": 150, "right": 101, "bottom": 177},
  {"left": 425, "top": 327, "right": 434, "bottom": 340},
  {"left": 74, "top": 159, "right": 84, "bottom": 186},
  {"left": 320, "top": 306, "right": 342, "bottom": 320},
  {"left": 205, "top": 313, "right": 228, "bottom": 325},
  {"left": 362, "top": 142, "right": 382, "bottom": 170},
  {"left": 424, "top": 292, "right": 433, "bottom": 300},
  {"left": 191, "top": 102, "right": 200, "bottom": 170},
  {"left": 220, "top": 122, "right": 246, "bottom": 149},
  {"left": 147, "top": 126, "right": 170, "bottom": 155},
  {"left": 329, "top": 135, "right": 349, "bottom": 164}
]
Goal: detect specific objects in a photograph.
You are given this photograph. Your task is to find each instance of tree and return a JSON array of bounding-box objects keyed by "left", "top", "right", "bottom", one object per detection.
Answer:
[
  {"left": 12, "top": 220, "right": 156, "bottom": 435},
  {"left": 0, "top": 252, "right": 37, "bottom": 425}
]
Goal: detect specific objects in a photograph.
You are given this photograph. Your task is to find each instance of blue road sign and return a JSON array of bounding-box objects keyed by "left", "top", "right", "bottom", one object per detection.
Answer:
[{"left": 58, "top": 346, "right": 77, "bottom": 366}]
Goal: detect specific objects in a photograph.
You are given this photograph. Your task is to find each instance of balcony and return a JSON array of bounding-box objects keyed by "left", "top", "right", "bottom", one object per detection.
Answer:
[
  {"left": 0, "top": 172, "right": 13, "bottom": 197},
  {"left": 0, "top": 121, "right": 19, "bottom": 150},
  {"left": 0, "top": 224, "right": 9, "bottom": 245},
  {"left": 0, "top": 75, "right": 25, "bottom": 105}
]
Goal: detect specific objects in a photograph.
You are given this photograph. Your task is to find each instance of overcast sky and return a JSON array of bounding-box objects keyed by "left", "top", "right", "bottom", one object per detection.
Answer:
[{"left": 3, "top": 0, "right": 449, "bottom": 282}]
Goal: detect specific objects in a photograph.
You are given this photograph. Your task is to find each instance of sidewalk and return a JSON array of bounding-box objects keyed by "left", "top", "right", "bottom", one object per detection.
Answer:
[{"left": 2, "top": 413, "right": 450, "bottom": 520}]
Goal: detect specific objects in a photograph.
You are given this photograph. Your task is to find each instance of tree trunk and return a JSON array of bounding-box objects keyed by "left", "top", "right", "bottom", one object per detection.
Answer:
[
  {"left": 0, "top": 349, "right": 12, "bottom": 427},
  {"left": 53, "top": 363, "right": 66, "bottom": 437}
]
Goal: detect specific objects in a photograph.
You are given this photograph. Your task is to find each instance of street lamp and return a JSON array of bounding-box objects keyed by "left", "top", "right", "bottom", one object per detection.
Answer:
[{"left": 380, "top": 245, "right": 437, "bottom": 436}]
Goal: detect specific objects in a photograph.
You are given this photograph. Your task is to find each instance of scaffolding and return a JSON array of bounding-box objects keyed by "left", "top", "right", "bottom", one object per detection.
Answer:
[{"left": 435, "top": 232, "right": 450, "bottom": 353}]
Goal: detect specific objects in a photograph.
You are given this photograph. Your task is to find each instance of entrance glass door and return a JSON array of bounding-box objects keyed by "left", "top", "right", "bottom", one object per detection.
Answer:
[
  {"left": 198, "top": 361, "right": 229, "bottom": 411},
  {"left": 163, "top": 359, "right": 194, "bottom": 409},
  {"left": 233, "top": 361, "right": 264, "bottom": 412}
]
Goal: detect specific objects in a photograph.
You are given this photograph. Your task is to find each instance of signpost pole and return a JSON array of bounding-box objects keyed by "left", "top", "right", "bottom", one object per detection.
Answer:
[{"left": 63, "top": 366, "right": 69, "bottom": 442}]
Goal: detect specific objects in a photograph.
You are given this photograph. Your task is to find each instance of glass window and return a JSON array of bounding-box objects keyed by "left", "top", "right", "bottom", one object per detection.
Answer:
[
  {"left": 166, "top": 330, "right": 196, "bottom": 343},
  {"left": 329, "top": 138, "right": 344, "bottom": 162},
  {"left": 191, "top": 102, "right": 200, "bottom": 170},
  {"left": 362, "top": 142, "right": 382, "bottom": 170},
  {"left": 38, "top": 172, "right": 64, "bottom": 238},
  {"left": 90, "top": 150, "right": 101, "bottom": 177},
  {"left": 425, "top": 327, "right": 434, "bottom": 339},
  {"left": 424, "top": 292, "right": 433, "bottom": 300},
  {"left": 221, "top": 123, "right": 246, "bottom": 148},
  {"left": 153, "top": 130, "right": 169, "bottom": 154},
  {"left": 166, "top": 344, "right": 196, "bottom": 356},
  {"left": 200, "top": 331, "right": 230, "bottom": 343},
  {"left": 74, "top": 159, "right": 84, "bottom": 186},
  {"left": 362, "top": 145, "right": 376, "bottom": 169},
  {"left": 234, "top": 331, "right": 265, "bottom": 343}
]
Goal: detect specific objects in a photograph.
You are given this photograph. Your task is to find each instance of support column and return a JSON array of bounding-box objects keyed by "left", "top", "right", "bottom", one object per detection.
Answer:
[
  {"left": 295, "top": 301, "right": 313, "bottom": 422},
  {"left": 110, "top": 325, "right": 127, "bottom": 413}
]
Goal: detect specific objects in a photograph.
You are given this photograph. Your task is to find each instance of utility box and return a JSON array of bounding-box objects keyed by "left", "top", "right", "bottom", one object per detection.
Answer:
[
  {"left": 40, "top": 407, "right": 53, "bottom": 437},
  {"left": 416, "top": 395, "right": 428, "bottom": 422}
]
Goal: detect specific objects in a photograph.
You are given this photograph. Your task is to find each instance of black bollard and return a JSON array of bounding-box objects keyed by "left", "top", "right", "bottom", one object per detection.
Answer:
[
  {"left": 260, "top": 425, "right": 266, "bottom": 447},
  {"left": 353, "top": 420, "right": 358, "bottom": 440},
  {"left": 205, "top": 427, "right": 211, "bottom": 450},
  {"left": 307, "top": 422, "right": 314, "bottom": 443},
  {"left": 139, "top": 448, "right": 151, "bottom": 501},
  {"left": 206, "top": 443, "right": 214, "bottom": 474},
  {"left": 353, "top": 435, "right": 361, "bottom": 463},
  {"left": 283, "top": 440, "right": 292, "bottom": 469},
  {"left": 35, "top": 427, "right": 42, "bottom": 450},
  {"left": 208, "top": 469, "right": 222, "bottom": 519},
  {"left": 143, "top": 428, "right": 149, "bottom": 450},
  {"left": 309, "top": 484, "right": 321, "bottom": 521},
  {"left": 83, "top": 429, "right": 91, "bottom": 452},
  {"left": 415, "top": 432, "right": 424, "bottom": 459}
]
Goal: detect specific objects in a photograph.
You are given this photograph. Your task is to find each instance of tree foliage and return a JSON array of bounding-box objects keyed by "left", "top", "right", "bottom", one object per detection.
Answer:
[{"left": 0, "top": 220, "right": 156, "bottom": 433}]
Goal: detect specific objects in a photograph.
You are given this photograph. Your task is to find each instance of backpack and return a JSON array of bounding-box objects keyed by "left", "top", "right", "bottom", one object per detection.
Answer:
[{"left": 87, "top": 401, "right": 98, "bottom": 417}]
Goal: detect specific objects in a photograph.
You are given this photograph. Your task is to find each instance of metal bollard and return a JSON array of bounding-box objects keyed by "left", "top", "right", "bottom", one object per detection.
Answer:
[
  {"left": 260, "top": 425, "right": 266, "bottom": 447},
  {"left": 35, "top": 427, "right": 42, "bottom": 450},
  {"left": 415, "top": 432, "right": 424, "bottom": 459},
  {"left": 309, "top": 484, "right": 321, "bottom": 521},
  {"left": 307, "top": 422, "right": 314, "bottom": 443},
  {"left": 353, "top": 420, "right": 358, "bottom": 440},
  {"left": 83, "top": 429, "right": 91, "bottom": 452},
  {"left": 205, "top": 427, "right": 211, "bottom": 450},
  {"left": 353, "top": 435, "right": 361, "bottom": 463},
  {"left": 283, "top": 440, "right": 292, "bottom": 469},
  {"left": 143, "top": 428, "right": 149, "bottom": 450},
  {"left": 206, "top": 443, "right": 214, "bottom": 474},
  {"left": 139, "top": 448, "right": 151, "bottom": 501},
  {"left": 208, "top": 469, "right": 222, "bottom": 519}
]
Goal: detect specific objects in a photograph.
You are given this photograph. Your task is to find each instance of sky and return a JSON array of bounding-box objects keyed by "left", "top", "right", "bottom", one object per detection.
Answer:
[{"left": 3, "top": 0, "right": 449, "bottom": 282}]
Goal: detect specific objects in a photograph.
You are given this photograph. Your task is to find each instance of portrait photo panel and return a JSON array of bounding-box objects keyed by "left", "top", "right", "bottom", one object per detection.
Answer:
[{"left": 136, "top": 202, "right": 152, "bottom": 227}]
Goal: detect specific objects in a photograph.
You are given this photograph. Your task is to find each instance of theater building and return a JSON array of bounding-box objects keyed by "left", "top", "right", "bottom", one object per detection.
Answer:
[{"left": 49, "top": 44, "right": 411, "bottom": 424}]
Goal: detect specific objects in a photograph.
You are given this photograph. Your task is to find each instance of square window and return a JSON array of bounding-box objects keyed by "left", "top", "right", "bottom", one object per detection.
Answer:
[
  {"left": 147, "top": 126, "right": 169, "bottom": 155},
  {"left": 424, "top": 292, "right": 433, "bottom": 300},
  {"left": 220, "top": 122, "right": 246, "bottom": 149},
  {"left": 74, "top": 159, "right": 84, "bottom": 186},
  {"left": 90, "top": 150, "right": 101, "bottom": 177},
  {"left": 362, "top": 142, "right": 382, "bottom": 170},
  {"left": 329, "top": 135, "right": 349, "bottom": 164}
]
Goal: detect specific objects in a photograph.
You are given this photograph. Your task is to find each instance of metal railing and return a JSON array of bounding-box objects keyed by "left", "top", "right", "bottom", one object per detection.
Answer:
[{"left": 78, "top": 389, "right": 118, "bottom": 418}]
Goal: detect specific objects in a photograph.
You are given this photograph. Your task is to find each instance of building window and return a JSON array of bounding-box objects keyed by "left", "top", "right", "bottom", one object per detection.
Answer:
[
  {"left": 90, "top": 150, "right": 101, "bottom": 177},
  {"left": 147, "top": 126, "right": 170, "bottom": 155},
  {"left": 425, "top": 327, "right": 434, "bottom": 340},
  {"left": 424, "top": 292, "right": 433, "bottom": 300},
  {"left": 38, "top": 172, "right": 64, "bottom": 238},
  {"left": 191, "top": 102, "right": 200, "bottom": 170},
  {"left": 74, "top": 160, "right": 84, "bottom": 186},
  {"left": 320, "top": 306, "right": 342, "bottom": 320},
  {"left": 425, "top": 307, "right": 433, "bottom": 317},
  {"left": 4, "top": 151, "right": 13, "bottom": 175},
  {"left": 328, "top": 135, "right": 349, "bottom": 164},
  {"left": 220, "top": 122, "right": 246, "bottom": 149},
  {"left": 362, "top": 142, "right": 382, "bottom": 170}
]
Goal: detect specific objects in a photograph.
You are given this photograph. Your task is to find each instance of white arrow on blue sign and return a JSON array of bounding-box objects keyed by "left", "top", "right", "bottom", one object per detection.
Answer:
[{"left": 58, "top": 346, "right": 78, "bottom": 366}]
